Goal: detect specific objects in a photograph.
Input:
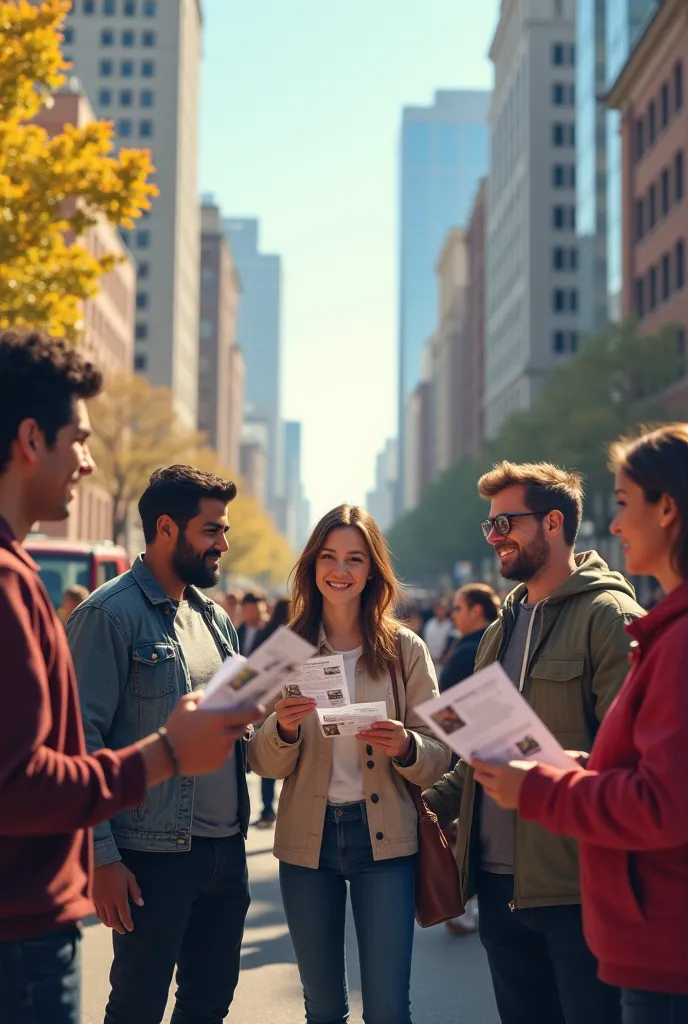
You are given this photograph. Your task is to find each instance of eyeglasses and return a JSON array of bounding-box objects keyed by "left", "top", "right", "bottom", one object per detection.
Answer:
[{"left": 480, "top": 511, "right": 552, "bottom": 540}]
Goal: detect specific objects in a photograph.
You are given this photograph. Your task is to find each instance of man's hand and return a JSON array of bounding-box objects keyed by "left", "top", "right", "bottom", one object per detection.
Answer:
[
  {"left": 165, "top": 693, "right": 262, "bottom": 775},
  {"left": 357, "top": 720, "right": 413, "bottom": 760},
  {"left": 93, "top": 862, "right": 143, "bottom": 935},
  {"left": 275, "top": 697, "right": 317, "bottom": 743}
]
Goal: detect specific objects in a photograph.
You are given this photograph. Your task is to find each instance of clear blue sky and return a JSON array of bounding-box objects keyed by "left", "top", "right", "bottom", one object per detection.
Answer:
[{"left": 199, "top": 0, "right": 499, "bottom": 526}]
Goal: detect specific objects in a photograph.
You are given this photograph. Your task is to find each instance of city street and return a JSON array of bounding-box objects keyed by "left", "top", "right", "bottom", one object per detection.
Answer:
[{"left": 82, "top": 777, "right": 499, "bottom": 1024}]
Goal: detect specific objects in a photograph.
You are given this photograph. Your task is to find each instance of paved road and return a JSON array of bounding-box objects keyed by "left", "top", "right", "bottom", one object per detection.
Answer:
[{"left": 83, "top": 779, "right": 499, "bottom": 1023}]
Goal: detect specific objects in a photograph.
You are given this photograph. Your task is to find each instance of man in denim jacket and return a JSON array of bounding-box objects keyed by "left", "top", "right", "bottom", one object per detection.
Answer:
[{"left": 67, "top": 465, "right": 250, "bottom": 1024}]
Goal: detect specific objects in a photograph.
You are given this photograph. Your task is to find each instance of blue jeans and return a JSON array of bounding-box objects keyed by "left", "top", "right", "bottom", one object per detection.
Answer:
[
  {"left": 622, "top": 988, "right": 688, "bottom": 1023},
  {"left": 105, "top": 834, "right": 250, "bottom": 1024},
  {"left": 0, "top": 924, "right": 81, "bottom": 1024},
  {"left": 279, "top": 802, "right": 416, "bottom": 1024}
]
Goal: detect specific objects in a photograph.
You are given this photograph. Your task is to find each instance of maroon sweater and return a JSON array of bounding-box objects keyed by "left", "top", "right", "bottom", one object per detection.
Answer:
[
  {"left": 0, "top": 518, "right": 147, "bottom": 942},
  {"left": 520, "top": 582, "right": 688, "bottom": 995}
]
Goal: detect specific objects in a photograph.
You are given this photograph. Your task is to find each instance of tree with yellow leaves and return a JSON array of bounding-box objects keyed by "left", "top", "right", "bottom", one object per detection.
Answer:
[{"left": 0, "top": 0, "right": 157, "bottom": 339}]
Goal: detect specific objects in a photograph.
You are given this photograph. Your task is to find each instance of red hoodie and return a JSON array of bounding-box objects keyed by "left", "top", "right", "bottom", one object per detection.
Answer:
[
  {"left": 520, "top": 581, "right": 688, "bottom": 995},
  {"left": 0, "top": 518, "right": 147, "bottom": 942}
]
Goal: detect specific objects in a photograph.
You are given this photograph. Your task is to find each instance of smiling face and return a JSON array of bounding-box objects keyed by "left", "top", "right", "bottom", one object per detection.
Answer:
[
  {"left": 610, "top": 469, "right": 677, "bottom": 578},
  {"left": 485, "top": 485, "right": 551, "bottom": 582},
  {"left": 315, "top": 526, "right": 372, "bottom": 609},
  {"left": 24, "top": 397, "right": 95, "bottom": 522},
  {"left": 169, "top": 497, "right": 230, "bottom": 589}
]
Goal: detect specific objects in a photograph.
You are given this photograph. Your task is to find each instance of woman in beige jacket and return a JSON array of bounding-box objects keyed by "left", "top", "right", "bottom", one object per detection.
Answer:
[{"left": 248, "top": 504, "right": 450, "bottom": 1024}]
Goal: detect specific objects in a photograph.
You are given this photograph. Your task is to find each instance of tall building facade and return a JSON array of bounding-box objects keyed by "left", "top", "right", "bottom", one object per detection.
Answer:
[
  {"left": 222, "top": 218, "right": 282, "bottom": 516},
  {"left": 61, "top": 0, "right": 203, "bottom": 429},
  {"left": 198, "top": 199, "right": 244, "bottom": 472},
  {"left": 462, "top": 180, "right": 487, "bottom": 458},
  {"left": 484, "top": 0, "right": 579, "bottom": 440},
  {"left": 432, "top": 228, "right": 469, "bottom": 478},
  {"left": 283, "top": 421, "right": 309, "bottom": 551},
  {"left": 366, "top": 440, "right": 398, "bottom": 533},
  {"left": 397, "top": 90, "right": 490, "bottom": 511}
]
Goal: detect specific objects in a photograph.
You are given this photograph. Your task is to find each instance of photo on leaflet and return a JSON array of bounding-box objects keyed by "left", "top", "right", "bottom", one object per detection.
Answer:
[
  {"left": 322, "top": 723, "right": 341, "bottom": 736},
  {"left": 324, "top": 666, "right": 341, "bottom": 677},
  {"left": 327, "top": 689, "right": 344, "bottom": 701},
  {"left": 284, "top": 684, "right": 302, "bottom": 698},
  {"left": 515, "top": 735, "right": 542, "bottom": 757},
  {"left": 430, "top": 705, "right": 467, "bottom": 735},
  {"left": 230, "top": 667, "right": 258, "bottom": 690}
]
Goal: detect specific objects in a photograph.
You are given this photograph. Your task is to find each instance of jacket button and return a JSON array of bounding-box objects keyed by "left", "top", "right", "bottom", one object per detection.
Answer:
[
  {"left": 376, "top": 832, "right": 384, "bottom": 840},
  {"left": 371, "top": 793, "right": 379, "bottom": 803},
  {"left": 367, "top": 760, "right": 375, "bottom": 769},
  {"left": 366, "top": 745, "right": 373, "bottom": 756}
]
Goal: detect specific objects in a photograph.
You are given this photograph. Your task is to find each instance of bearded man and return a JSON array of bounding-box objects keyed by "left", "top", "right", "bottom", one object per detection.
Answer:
[
  {"left": 423, "top": 462, "right": 643, "bottom": 1024},
  {"left": 67, "top": 466, "right": 251, "bottom": 1024}
]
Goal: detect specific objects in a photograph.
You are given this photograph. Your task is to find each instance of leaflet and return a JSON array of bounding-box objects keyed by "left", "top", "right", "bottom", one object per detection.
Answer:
[
  {"left": 416, "top": 663, "right": 576, "bottom": 770},
  {"left": 200, "top": 626, "right": 317, "bottom": 711},
  {"left": 283, "top": 654, "right": 351, "bottom": 708},
  {"left": 317, "top": 701, "right": 388, "bottom": 738}
]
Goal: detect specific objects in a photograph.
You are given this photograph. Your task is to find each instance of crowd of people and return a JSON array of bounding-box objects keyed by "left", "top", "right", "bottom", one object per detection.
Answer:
[{"left": 0, "top": 327, "right": 687, "bottom": 1024}]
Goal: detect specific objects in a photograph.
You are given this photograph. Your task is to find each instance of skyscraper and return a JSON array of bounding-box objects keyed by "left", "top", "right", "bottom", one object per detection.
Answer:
[
  {"left": 283, "top": 421, "right": 308, "bottom": 550},
  {"left": 60, "top": 0, "right": 203, "bottom": 429},
  {"left": 223, "top": 218, "right": 283, "bottom": 516},
  {"left": 397, "top": 90, "right": 490, "bottom": 512}
]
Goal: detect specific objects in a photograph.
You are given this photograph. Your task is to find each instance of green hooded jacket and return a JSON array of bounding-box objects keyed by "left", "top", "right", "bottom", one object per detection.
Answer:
[{"left": 423, "top": 551, "right": 644, "bottom": 910}]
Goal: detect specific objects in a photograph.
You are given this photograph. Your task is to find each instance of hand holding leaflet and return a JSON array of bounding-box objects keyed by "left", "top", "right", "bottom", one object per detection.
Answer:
[
  {"left": 416, "top": 663, "right": 577, "bottom": 770},
  {"left": 283, "top": 655, "right": 351, "bottom": 708},
  {"left": 200, "top": 626, "right": 317, "bottom": 711},
  {"left": 317, "top": 702, "right": 388, "bottom": 737}
]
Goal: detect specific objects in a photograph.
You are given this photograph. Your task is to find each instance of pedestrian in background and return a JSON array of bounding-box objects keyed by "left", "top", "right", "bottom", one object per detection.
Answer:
[
  {"left": 439, "top": 583, "right": 501, "bottom": 693},
  {"left": 249, "top": 504, "right": 450, "bottom": 1024},
  {"left": 252, "top": 597, "right": 291, "bottom": 830},
  {"left": 424, "top": 461, "right": 644, "bottom": 1024},
  {"left": 473, "top": 425, "right": 688, "bottom": 1024},
  {"left": 237, "top": 591, "right": 265, "bottom": 655},
  {"left": 423, "top": 597, "right": 454, "bottom": 667},
  {"left": 59, "top": 583, "right": 89, "bottom": 624}
]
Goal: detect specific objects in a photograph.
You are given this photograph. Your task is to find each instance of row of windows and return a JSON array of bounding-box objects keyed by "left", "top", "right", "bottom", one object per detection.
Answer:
[
  {"left": 553, "top": 205, "right": 576, "bottom": 230},
  {"left": 121, "top": 228, "right": 150, "bottom": 248},
  {"left": 553, "top": 123, "right": 575, "bottom": 147},
  {"left": 100, "top": 28, "right": 155, "bottom": 46},
  {"left": 553, "top": 164, "right": 575, "bottom": 188},
  {"left": 636, "top": 63, "right": 683, "bottom": 161},
  {"left": 553, "top": 246, "right": 578, "bottom": 271},
  {"left": 552, "top": 43, "right": 575, "bottom": 67},
  {"left": 635, "top": 241, "right": 686, "bottom": 319},
  {"left": 553, "top": 288, "right": 578, "bottom": 313},
  {"left": 81, "top": 0, "right": 156, "bottom": 15},
  {"left": 553, "top": 330, "right": 578, "bottom": 354},
  {"left": 117, "top": 119, "right": 153, "bottom": 138},
  {"left": 100, "top": 58, "right": 155, "bottom": 77},
  {"left": 99, "top": 88, "right": 153, "bottom": 107},
  {"left": 552, "top": 83, "right": 575, "bottom": 107},
  {"left": 635, "top": 152, "right": 684, "bottom": 241}
]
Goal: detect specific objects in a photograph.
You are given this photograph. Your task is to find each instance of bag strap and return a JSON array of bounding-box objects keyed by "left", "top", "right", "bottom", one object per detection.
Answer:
[{"left": 389, "top": 638, "right": 433, "bottom": 821}]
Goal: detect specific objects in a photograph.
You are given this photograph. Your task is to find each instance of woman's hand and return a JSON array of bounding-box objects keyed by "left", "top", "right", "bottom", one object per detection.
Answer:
[
  {"left": 275, "top": 697, "right": 317, "bottom": 743},
  {"left": 471, "top": 759, "right": 537, "bottom": 809},
  {"left": 357, "top": 720, "right": 413, "bottom": 761}
]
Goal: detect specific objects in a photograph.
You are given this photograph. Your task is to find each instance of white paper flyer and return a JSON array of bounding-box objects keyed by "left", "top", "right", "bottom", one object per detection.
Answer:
[
  {"left": 283, "top": 654, "right": 351, "bottom": 708},
  {"left": 317, "top": 701, "right": 388, "bottom": 737}
]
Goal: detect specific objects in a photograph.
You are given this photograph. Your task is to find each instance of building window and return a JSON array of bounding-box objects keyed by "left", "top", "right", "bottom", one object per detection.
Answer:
[
  {"left": 104, "top": 0, "right": 116, "bottom": 12},
  {"left": 553, "top": 206, "right": 564, "bottom": 229},
  {"left": 676, "top": 151, "right": 684, "bottom": 202},
  {"left": 552, "top": 123, "right": 574, "bottom": 147},
  {"left": 121, "top": 60, "right": 134, "bottom": 77},
  {"left": 635, "top": 197, "right": 644, "bottom": 241},
  {"left": 635, "top": 119, "right": 644, "bottom": 161},
  {"left": 570, "top": 331, "right": 578, "bottom": 352},
  {"left": 552, "top": 43, "right": 564, "bottom": 66},
  {"left": 662, "top": 169, "right": 671, "bottom": 216},
  {"left": 140, "top": 89, "right": 154, "bottom": 107},
  {"left": 137, "top": 230, "right": 150, "bottom": 248},
  {"left": 569, "top": 289, "right": 578, "bottom": 312},
  {"left": 553, "top": 247, "right": 565, "bottom": 270},
  {"left": 63, "top": 26, "right": 74, "bottom": 44},
  {"left": 143, "top": 0, "right": 157, "bottom": 14},
  {"left": 675, "top": 62, "right": 684, "bottom": 111},
  {"left": 138, "top": 261, "right": 149, "bottom": 279},
  {"left": 649, "top": 266, "right": 657, "bottom": 311},
  {"left": 124, "top": 0, "right": 136, "bottom": 14},
  {"left": 122, "top": 30, "right": 135, "bottom": 47},
  {"left": 142, "top": 31, "right": 156, "bottom": 47},
  {"left": 83, "top": 0, "right": 95, "bottom": 11},
  {"left": 142, "top": 60, "right": 155, "bottom": 77},
  {"left": 677, "top": 240, "right": 686, "bottom": 289},
  {"left": 136, "top": 292, "right": 148, "bottom": 310},
  {"left": 98, "top": 88, "right": 112, "bottom": 106},
  {"left": 135, "top": 323, "right": 148, "bottom": 341},
  {"left": 649, "top": 184, "right": 657, "bottom": 229},
  {"left": 553, "top": 331, "right": 566, "bottom": 352},
  {"left": 662, "top": 253, "right": 671, "bottom": 301},
  {"left": 118, "top": 119, "right": 132, "bottom": 138},
  {"left": 100, "top": 29, "right": 114, "bottom": 45},
  {"left": 139, "top": 119, "right": 153, "bottom": 139},
  {"left": 635, "top": 278, "right": 645, "bottom": 318},
  {"left": 120, "top": 89, "right": 133, "bottom": 107},
  {"left": 661, "top": 83, "right": 670, "bottom": 128},
  {"left": 134, "top": 354, "right": 147, "bottom": 372},
  {"left": 570, "top": 246, "right": 578, "bottom": 270},
  {"left": 648, "top": 101, "right": 656, "bottom": 145},
  {"left": 99, "top": 59, "right": 113, "bottom": 76}
]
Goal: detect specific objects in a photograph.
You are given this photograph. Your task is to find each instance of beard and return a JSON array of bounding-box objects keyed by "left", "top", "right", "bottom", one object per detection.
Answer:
[
  {"left": 499, "top": 525, "right": 550, "bottom": 582},
  {"left": 172, "top": 532, "right": 221, "bottom": 589}
]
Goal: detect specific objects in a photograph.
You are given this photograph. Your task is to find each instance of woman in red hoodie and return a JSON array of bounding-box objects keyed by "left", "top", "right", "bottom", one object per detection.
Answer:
[{"left": 472, "top": 423, "right": 688, "bottom": 1024}]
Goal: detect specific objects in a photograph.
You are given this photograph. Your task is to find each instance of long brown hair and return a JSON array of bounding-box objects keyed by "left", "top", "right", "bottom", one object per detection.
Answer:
[
  {"left": 609, "top": 423, "right": 688, "bottom": 580},
  {"left": 289, "top": 505, "right": 402, "bottom": 677}
]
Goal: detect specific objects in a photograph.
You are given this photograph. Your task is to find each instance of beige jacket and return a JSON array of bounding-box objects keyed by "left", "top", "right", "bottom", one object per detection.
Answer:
[{"left": 248, "top": 626, "right": 451, "bottom": 868}]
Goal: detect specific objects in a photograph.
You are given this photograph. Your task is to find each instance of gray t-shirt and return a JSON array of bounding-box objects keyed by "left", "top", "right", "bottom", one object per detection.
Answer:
[
  {"left": 479, "top": 602, "right": 537, "bottom": 874},
  {"left": 173, "top": 599, "right": 240, "bottom": 839}
]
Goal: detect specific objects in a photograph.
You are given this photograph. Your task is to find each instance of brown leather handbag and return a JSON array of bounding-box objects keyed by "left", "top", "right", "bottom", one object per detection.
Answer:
[{"left": 389, "top": 648, "right": 464, "bottom": 928}]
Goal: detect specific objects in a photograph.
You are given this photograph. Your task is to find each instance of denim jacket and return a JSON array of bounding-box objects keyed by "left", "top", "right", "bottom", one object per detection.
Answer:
[{"left": 66, "top": 556, "right": 249, "bottom": 867}]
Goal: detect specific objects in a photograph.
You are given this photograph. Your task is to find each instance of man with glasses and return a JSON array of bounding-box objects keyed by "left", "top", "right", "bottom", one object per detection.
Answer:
[{"left": 424, "top": 461, "right": 643, "bottom": 1024}]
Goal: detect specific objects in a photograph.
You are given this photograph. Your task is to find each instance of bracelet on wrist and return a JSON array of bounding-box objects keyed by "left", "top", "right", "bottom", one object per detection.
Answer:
[{"left": 156, "top": 727, "right": 180, "bottom": 777}]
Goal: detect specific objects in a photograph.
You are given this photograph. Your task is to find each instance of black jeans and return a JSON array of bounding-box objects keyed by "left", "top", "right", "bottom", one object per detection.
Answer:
[
  {"left": 0, "top": 924, "right": 81, "bottom": 1024},
  {"left": 105, "top": 834, "right": 250, "bottom": 1024},
  {"left": 261, "top": 777, "right": 276, "bottom": 819},
  {"left": 622, "top": 988, "right": 688, "bottom": 1023},
  {"left": 478, "top": 871, "right": 621, "bottom": 1024}
]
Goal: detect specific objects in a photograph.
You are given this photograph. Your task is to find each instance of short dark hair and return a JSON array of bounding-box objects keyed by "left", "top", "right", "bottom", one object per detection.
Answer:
[
  {"left": 242, "top": 592, "right": 262, "bottom": 606},
  {"left": 0, "top": 328, "right": 103, "bottom": 474},
  {"left": 138, "top": 464, "right": 237, "bottom": 543},
  {"left": 478, "top": 461, "right": 584, "bottom": 547},
  {"left": 457, "top": 583, "right": 501, "bottom": 624}
]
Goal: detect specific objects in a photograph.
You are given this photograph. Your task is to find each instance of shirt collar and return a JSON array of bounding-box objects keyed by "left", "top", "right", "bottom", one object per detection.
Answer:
[{"left": 0, "top": 517, "right": 39, "bottom": 572}]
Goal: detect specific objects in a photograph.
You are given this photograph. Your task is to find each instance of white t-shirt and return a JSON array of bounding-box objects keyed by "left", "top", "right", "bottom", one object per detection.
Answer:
[
  {"left": 327, "top": 647, "right": 365, "bottom": 805},
  {"left": 424, "top": 617, "right": 454, "bottom": 663}
]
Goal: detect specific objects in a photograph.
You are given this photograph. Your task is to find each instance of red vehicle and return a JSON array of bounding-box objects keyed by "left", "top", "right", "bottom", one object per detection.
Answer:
[{"left": 25, "top": 536, "right": 130, "bottom": 611}]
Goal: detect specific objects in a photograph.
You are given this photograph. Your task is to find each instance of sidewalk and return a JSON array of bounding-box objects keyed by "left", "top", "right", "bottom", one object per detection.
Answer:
[{"left": 82, "top": 777, "right": 499, "bottom": 1023}]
